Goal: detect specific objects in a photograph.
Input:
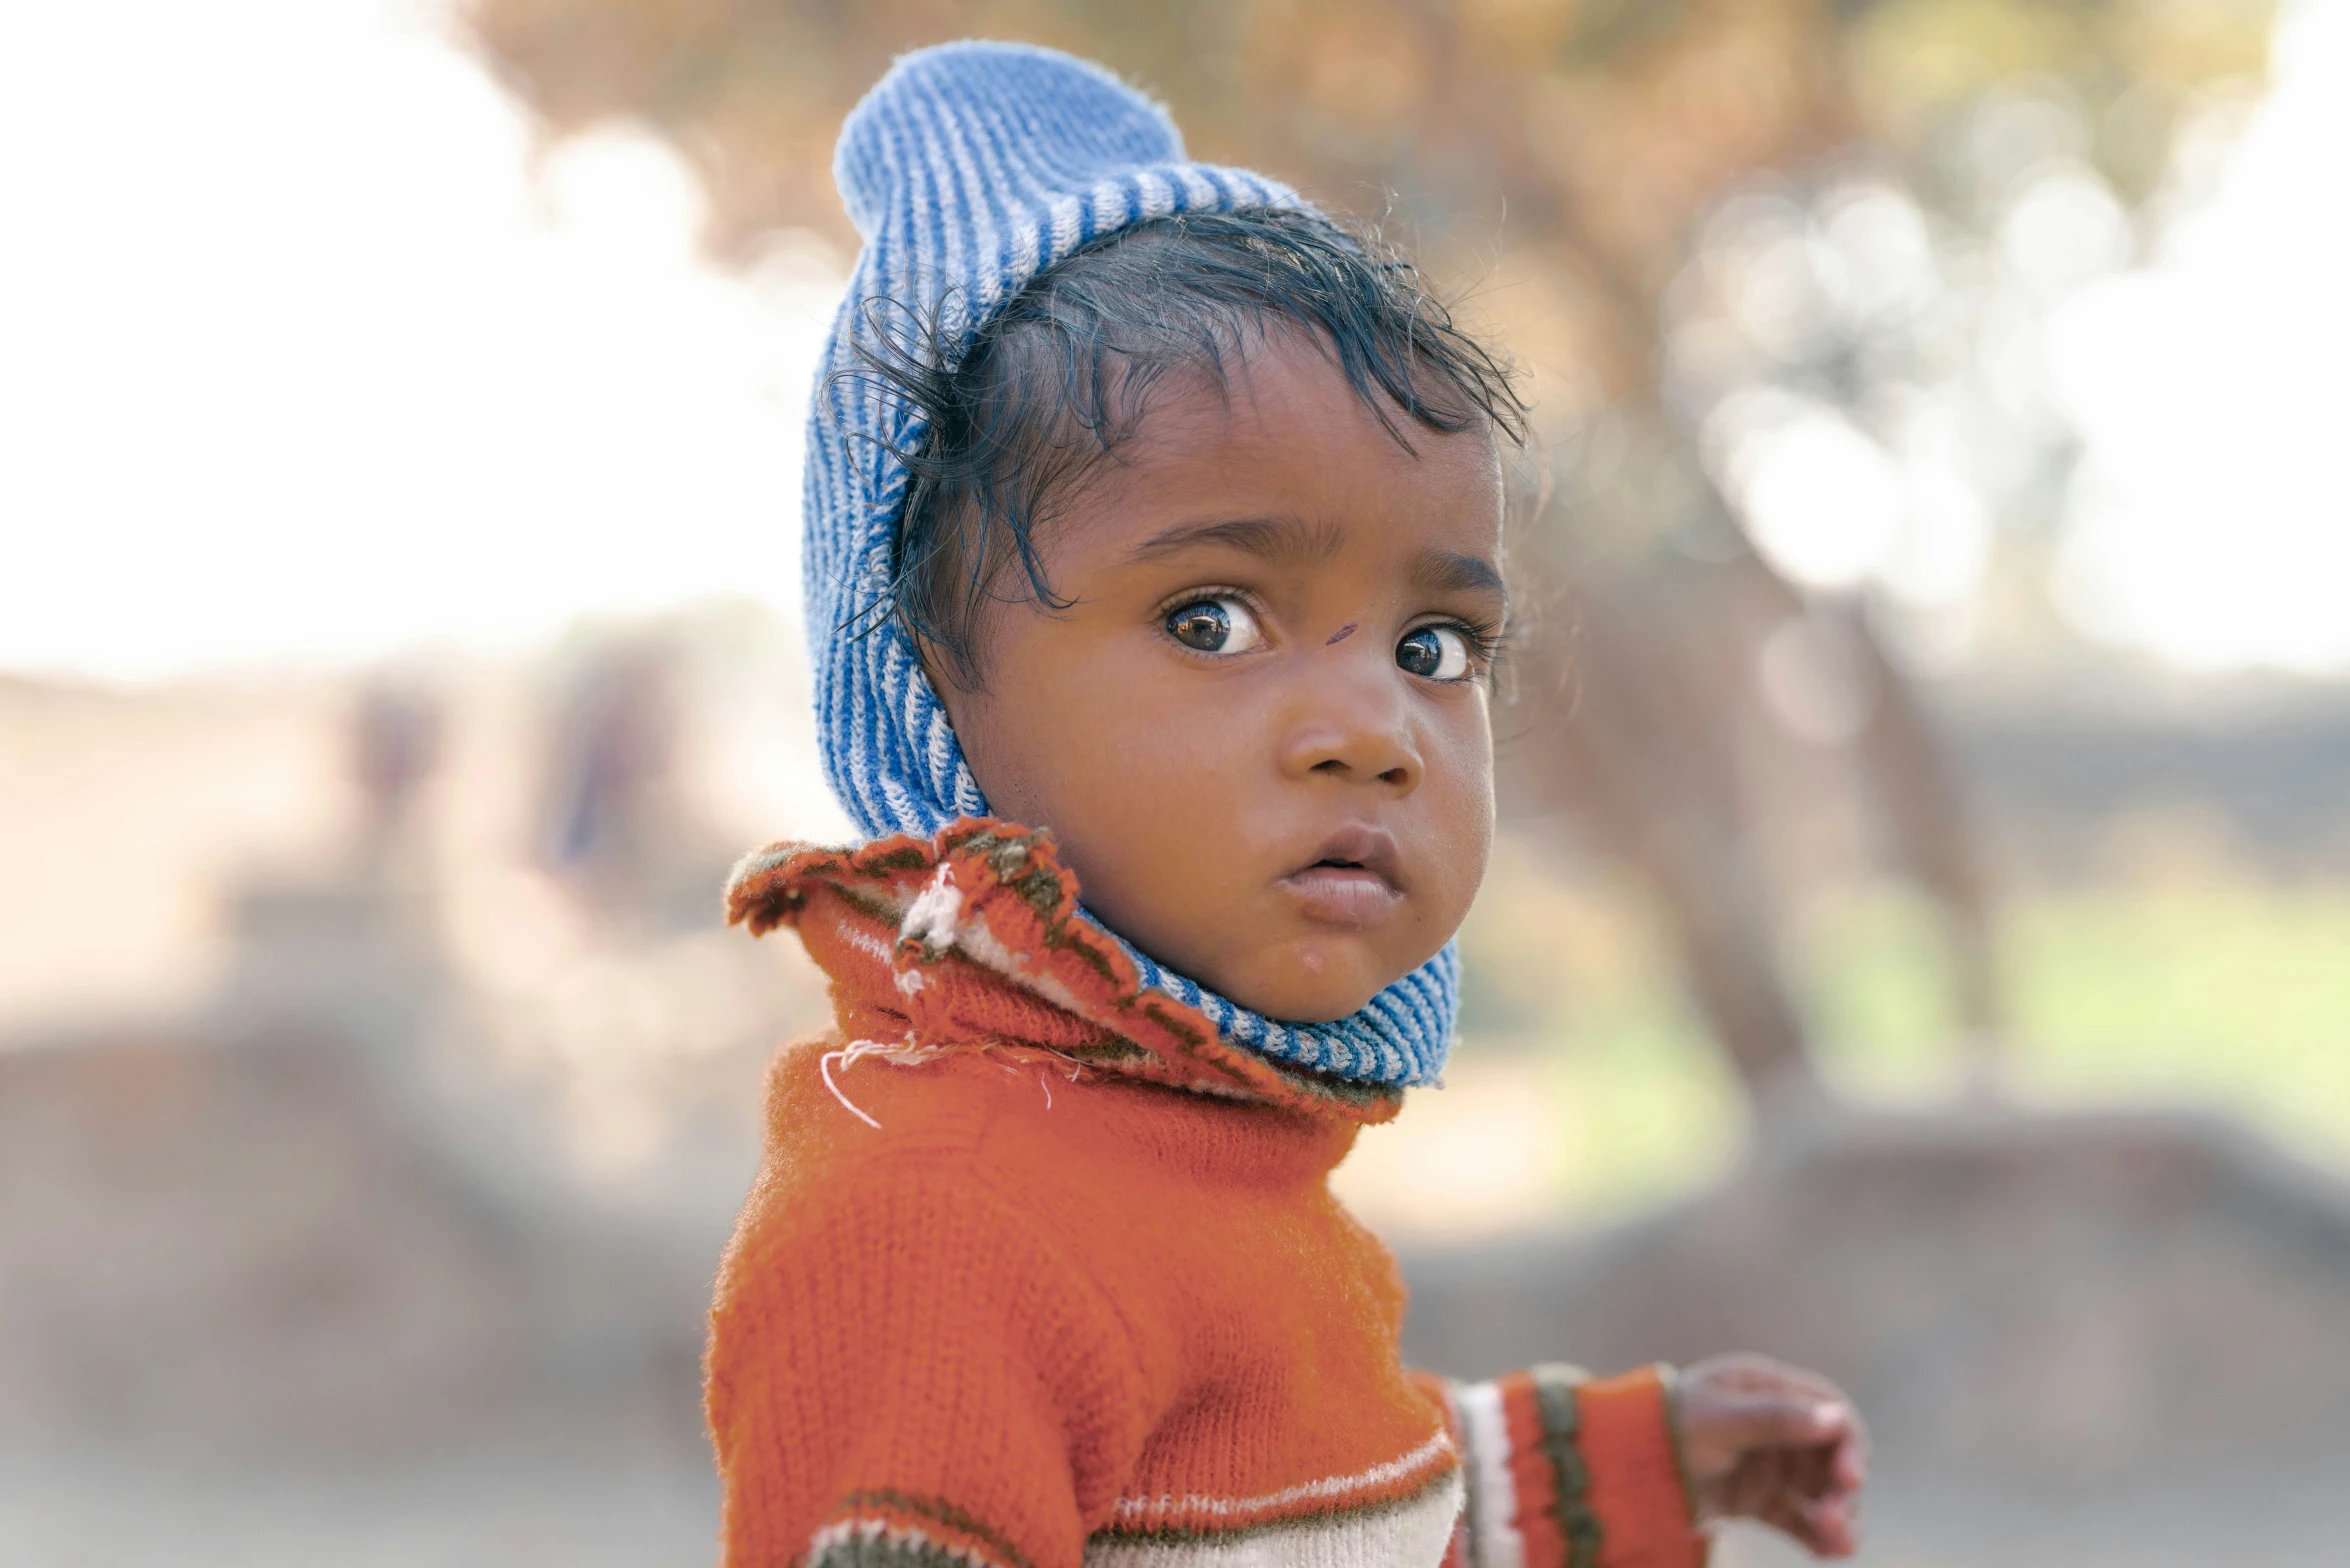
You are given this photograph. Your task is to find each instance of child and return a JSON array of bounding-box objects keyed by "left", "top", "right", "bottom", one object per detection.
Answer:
[{"left": 709, "top": 40, "right": 1865, "bottom": 1568}]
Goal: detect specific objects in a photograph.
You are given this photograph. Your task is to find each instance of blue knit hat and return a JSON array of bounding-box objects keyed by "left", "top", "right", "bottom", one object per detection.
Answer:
[{"left": 803, "top": 40, "right": 1458, "bottom": 1087}]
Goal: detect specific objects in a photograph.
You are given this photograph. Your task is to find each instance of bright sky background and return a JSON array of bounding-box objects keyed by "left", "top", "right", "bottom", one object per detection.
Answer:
[
  {"left": 1, "top": 0, "right": 2345, "bottom": 683},
  {"left": 0, "top": 0, "right": 840, "bottom": 684},
  {"left": 2048, "top": 0, "right": 2350, "bottom": 675}
]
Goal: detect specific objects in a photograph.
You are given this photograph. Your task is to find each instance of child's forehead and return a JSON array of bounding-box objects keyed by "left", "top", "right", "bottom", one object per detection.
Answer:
[
  {"left": 1050, "top": 349, "right": 1506, "bottom": 573},
  {"left": 1092, "top": 332, "right": 1502, "bottom": 486}
]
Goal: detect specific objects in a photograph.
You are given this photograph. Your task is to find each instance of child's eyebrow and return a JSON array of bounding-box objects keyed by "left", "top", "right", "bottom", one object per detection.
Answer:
[
  {"left": 1124, "top": 514, "right": 1343, "bottom": 566},
  {"left": 1124, "top": 516, "right": 1505, "bottom": 603},
  {"left": 1412, "top": 549, "right": 1507, "bottom": 602}
]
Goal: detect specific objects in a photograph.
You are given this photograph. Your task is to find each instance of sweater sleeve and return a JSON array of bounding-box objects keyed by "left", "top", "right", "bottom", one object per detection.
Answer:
[
  {"left": 1413, "top": 1365, "right": 1708, "bottom": 1568},
  {"left": 707, "top": 1169, "right": 1152, "bottom": 1568}
]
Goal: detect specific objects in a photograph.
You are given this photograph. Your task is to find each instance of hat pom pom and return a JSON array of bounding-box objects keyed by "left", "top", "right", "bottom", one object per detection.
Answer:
[{"left": 833, "top": 40, "right": 1187, "bottom": 240}]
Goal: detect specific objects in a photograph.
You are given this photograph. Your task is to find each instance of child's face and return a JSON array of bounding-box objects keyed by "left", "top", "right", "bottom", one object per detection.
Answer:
[{"left": 936, "top": 333, "right": 1503, "bottom": 1023}]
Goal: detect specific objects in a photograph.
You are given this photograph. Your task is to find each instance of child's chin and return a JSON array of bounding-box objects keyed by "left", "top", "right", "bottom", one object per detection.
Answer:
[{"left": 1212, "top": 955, "right": 1392, "bottom": 1026}]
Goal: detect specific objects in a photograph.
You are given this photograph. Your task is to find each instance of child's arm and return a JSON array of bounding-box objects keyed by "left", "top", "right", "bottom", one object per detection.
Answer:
[
  {"left": 706, "top": 1168, "right": 1149, "bottom": 1568},
  {"left": 1417, "top": 1364, "right": 1706, "bottom": 1568},
  {"left": 1416, "top": 1355, "right": 1865, "bottom": 1567}
]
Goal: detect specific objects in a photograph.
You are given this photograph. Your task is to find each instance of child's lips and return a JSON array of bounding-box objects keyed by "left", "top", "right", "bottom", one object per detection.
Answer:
[
  {"left": 1279, "top": 864, "right": 1403, "bottom": 928},
  {"left": 1279, "top": 824, "right": 1405, "bottom": 928}
]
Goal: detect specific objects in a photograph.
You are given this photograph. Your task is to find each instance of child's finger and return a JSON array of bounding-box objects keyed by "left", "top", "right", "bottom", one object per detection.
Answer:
[
  {"left": 1781, "top": 1433, "right": 1864, "bottom": 1501},
  {"left": 1807, "top": 1492, "right": 1860, "bottom": 1559},
  {"left": 1692, "top": 1353, "right": 1846, "bottom": 1406},
  {"left": 1753, "top": 1497, "right": 1827, "bottom": 1557},
  {"left": 1697, "top": 1390, "right": 1852, "bottom": 1453},
  {"left": 1761, "top": 1491, "right": 1859, "bottom": 1560},
  {"left": 1832, "top": 1429, "right": 1868, "bottom": 1492}
]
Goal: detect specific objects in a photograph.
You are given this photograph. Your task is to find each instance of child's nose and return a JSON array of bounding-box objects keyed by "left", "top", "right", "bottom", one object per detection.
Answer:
[{"left": 1276, "top": 664, "right": 1422, "bottom": 791}]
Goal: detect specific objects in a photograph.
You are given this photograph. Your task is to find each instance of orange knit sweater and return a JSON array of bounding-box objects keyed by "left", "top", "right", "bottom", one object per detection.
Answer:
[{"left": 709, "top": 820, "right": 1708, "bottom": 1568}]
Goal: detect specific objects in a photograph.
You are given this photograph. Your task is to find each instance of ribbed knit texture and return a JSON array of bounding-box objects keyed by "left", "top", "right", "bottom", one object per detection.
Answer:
[
  {"left": 710, "top": 825, "right": 1709, "bottom": 1568},
  {"left": 803, "top": 39, "right": 1458, "bottom": 1087}
]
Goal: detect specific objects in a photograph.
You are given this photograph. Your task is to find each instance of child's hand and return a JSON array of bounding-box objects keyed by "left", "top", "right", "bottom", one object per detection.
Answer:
[{"left": 1674, "top": 1353, "right": 1868, "bottom": 1558}]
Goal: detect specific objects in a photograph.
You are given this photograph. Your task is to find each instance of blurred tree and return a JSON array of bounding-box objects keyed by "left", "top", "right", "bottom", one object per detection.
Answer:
[{"left": 462, "top": 0, "right": 2273, "bottom": 1119}]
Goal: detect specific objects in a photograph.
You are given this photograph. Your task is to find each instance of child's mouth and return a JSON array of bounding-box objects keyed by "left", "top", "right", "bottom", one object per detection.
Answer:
[{"left": 1280, "top": 829, "right": 1405, "bottom": 928}]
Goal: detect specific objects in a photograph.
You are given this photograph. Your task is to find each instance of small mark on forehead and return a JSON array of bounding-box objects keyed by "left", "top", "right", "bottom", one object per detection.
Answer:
[{"left": 1326, "top": 623, "right": 1358, "bottom": 646}]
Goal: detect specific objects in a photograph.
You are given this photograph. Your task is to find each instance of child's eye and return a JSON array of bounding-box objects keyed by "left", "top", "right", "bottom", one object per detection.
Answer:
[
  {"left": 1164, "top": 596, "right": 1265, "bottom": 656},
  {"left": 1396, "top": 625, "right": 1475, "bottom": 681}
]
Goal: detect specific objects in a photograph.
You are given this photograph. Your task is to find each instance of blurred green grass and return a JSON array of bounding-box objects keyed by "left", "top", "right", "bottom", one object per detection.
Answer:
[
  {"left": 1457, "top": 857, "right": 2350, "bottom": 1220},
  {"left": 1810, "top": 880, "right": 2350, "bottom": 1158}
]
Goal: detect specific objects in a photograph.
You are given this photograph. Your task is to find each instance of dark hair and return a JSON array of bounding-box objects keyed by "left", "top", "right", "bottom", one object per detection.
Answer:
[{"left": 846, "top": 205, "right": 1528, "bottom": 688}]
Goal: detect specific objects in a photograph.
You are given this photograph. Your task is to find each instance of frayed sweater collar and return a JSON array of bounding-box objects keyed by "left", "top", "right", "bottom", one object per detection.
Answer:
[{"left": 725, "top": 818, "right": 1402, "bottom": 1126}]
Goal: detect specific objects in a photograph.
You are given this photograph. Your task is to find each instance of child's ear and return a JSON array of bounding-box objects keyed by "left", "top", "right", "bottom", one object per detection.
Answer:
[
  {"left": 913, "top": 625, "right": 986, "bottom": 707},
  {"left": 913, "top": 634, "right": 959, "bottom": 701}
]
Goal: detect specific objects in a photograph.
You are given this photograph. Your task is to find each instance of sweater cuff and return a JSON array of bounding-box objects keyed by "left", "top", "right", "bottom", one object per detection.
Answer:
[
  {"left": 1577, "top": 1365, "right": 1707, "bottom": 1568},
  {"left": 1434, "top": 1363, "right": 1706, "bottom": 1568}
]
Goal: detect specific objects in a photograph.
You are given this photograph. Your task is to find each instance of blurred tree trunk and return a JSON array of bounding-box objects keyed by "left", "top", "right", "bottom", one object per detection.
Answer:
[{"left": 1505, "top": 569, "right": 1830, "bottom": 1115}]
